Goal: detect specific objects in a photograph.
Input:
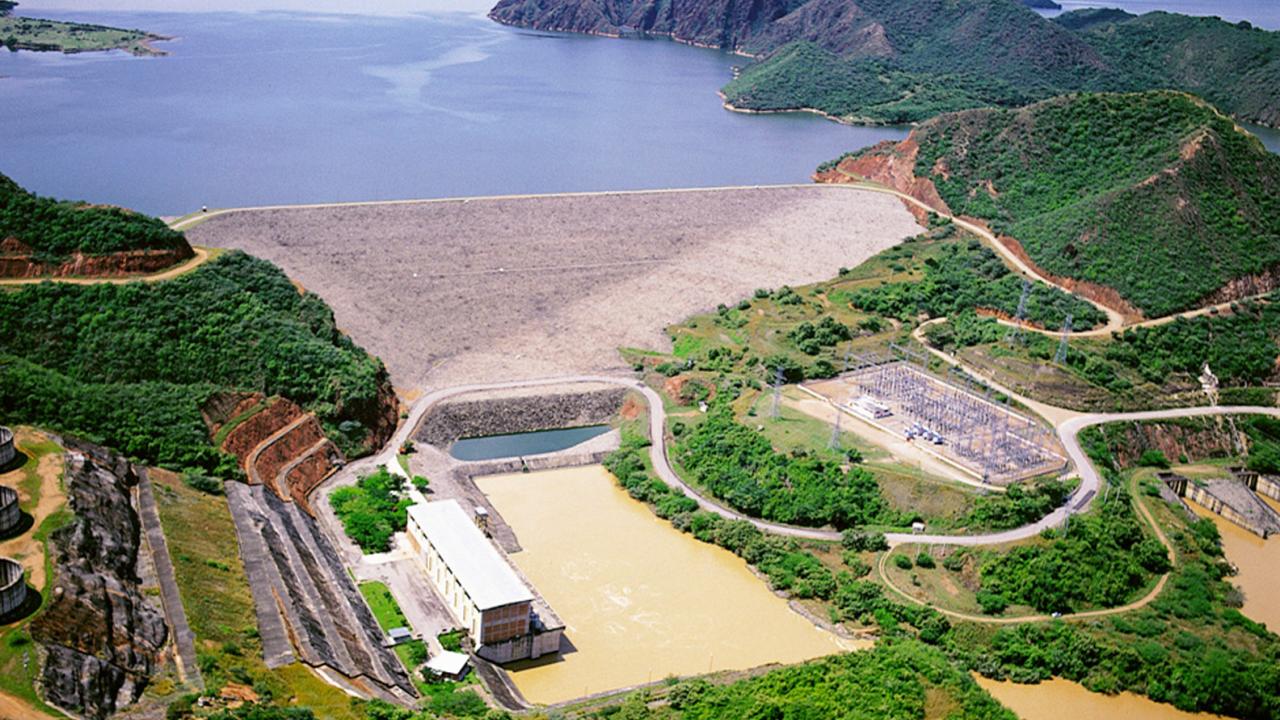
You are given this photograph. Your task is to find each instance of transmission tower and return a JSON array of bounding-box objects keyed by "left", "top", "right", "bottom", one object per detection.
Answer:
[
  {"left": 1054, "top": 312, "right": 1073, "bottom": 364},
  {"left": 771, "top": 366, "right": 783, "bottom": 418},
  {"left": 1006, "top": 278, "right": 1032, "bottom": 344}
]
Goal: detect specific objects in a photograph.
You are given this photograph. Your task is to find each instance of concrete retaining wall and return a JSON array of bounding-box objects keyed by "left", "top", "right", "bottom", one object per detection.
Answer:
[
  {"left": 415, "top": 387, "right": 626, "bottom": 448},
  {"left": 477, "top": 627, "right": 563, "bottom": 664},
  {"left": 0, "top": 485, "right": 18, "bottom": 536},
  {"left": 0, "top": 556, "right": 26, "bottom": 618}
]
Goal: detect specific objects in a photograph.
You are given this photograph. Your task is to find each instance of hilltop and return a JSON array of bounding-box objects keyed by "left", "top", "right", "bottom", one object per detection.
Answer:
[
  {"left": 489, "top": 0, "right": 1280, "bottom": 127},
  {"left": 817, "top": 91, "right": 1280, "bottom": 318},
  {"left": 0, "top": 173, "right": 192, "bottom": 276}
]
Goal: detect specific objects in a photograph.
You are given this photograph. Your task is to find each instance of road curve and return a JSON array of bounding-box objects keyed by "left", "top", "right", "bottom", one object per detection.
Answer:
[
  {"left": 889, "top": 405, "right": 1280, "bottom": 547},
  {"left": 877, "top": 471, "right": 1173, "bottom": 624},
  {"left": 347, "top": 375, "right": 1280, "bottom": 551}
]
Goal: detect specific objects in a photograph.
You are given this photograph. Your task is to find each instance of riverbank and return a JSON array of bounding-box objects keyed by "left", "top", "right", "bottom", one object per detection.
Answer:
[{"left": 0, "top": 14, "right": 170, "bottom": 56}]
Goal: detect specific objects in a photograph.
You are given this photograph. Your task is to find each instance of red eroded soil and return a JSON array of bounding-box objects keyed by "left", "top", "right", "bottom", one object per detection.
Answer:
[
  {"left": 814, "top": 138, "right": 949, "bottom": 225},
  {"left": 221, "top": 398, "right": 304, "bottom": 461},
  {"left": 284, "top": 442, "right": 343, "bottom": 514},
  {"left": 0, "top": 241, "right": 193, "bottom": 278},
  {"left": 994, "top": 234, "right": 1145, "bottom": 322},
  {"left": 253, "top": 417, "right": 326, "bottom": 490}
]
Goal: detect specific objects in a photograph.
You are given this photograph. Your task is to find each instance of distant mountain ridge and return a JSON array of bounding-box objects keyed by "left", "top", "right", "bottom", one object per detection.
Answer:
[
  {"left": 817, "top": 91, "right": 1280, "bottom": 318},
  {"left": 489, "top": 0, "right": 1280, "bottom": 127}
]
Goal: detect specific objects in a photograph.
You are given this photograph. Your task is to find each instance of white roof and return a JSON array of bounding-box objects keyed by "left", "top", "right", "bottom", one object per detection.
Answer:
[
  {"left": 408, "top": 500, "right": 533, "bottom": 610},
  {"left": 426, "top": 650, "right": 469, "bottom": 676}
]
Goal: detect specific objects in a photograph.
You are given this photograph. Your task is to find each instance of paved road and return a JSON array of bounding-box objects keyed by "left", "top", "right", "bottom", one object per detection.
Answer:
[{"left": 360, "top": 377, "right": 1280, "bottom": 550}]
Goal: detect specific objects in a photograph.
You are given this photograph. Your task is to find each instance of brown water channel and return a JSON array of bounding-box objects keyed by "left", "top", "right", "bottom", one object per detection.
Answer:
[
  {"left": 1189, "top": 494, "right": 1280, "bottom": 630},
  {"left": 977, "top": 677, "right": 1225, "bottom": 720},
  {"left": 476, "top": 465, "right": 861, "bottom": 705}
]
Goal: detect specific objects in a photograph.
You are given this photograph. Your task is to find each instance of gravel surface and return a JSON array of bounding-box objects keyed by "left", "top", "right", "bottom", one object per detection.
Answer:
[{"left": 187, "top": 186, "right": 921, "bottom": 389}]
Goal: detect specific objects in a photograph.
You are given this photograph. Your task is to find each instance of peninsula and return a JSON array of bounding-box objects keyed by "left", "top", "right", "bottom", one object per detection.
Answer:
[{"left": 0, "top": 2, "right": 169, "bottom": 56}]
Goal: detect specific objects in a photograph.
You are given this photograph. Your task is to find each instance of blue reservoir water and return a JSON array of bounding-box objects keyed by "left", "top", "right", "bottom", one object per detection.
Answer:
[
  {"left": 0, "top": 8, "right": 906, "bottom": 215},
  {"left": 449, "top": 425, "right": 611, "bottom": 461},
  {"left": 4, "top": 1, "right": 1277, "bottom": 216}
]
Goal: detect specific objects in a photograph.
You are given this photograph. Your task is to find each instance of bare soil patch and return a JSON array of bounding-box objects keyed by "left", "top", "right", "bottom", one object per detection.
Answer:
[{"left": 186, "top": 186, "right": 920, "bottom": 389}]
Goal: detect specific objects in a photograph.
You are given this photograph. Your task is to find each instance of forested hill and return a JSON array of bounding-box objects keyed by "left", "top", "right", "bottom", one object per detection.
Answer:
[
  {"left": 0, "top": 172, "right": 190, "bottom": 259},
  {"left": 821, "top": 91, "right": 1280, "bottom": 319},
  {"left": 489, "top": 0, "right": 1280, "bottom": 127}
]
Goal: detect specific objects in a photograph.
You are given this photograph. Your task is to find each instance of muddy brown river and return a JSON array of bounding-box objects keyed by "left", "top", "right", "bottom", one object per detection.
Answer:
[
  {"left": 477, "top": 465, "right": 861, "bottom": 705},
  {"left": 1189, "top": 495, "right": 1280, "bottom": 630},
  {"left": 978, "top": 677, "right": 1225, "bottom": 720}
]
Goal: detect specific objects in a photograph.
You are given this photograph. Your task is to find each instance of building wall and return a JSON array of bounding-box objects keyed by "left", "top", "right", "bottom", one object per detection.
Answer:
[
  {"left": 479, "top": 601, "right": 530, "bottom": 645},
  {"left": 476, "top": 627, "right": 564, "bottom": 664}
]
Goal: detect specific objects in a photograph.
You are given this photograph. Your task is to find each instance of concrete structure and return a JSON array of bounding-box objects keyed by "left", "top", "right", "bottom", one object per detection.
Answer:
[
  {"left": 0, "top": 426, "right": 14, "bottom": 468},
  {"left": 1229, "top": 466, "right": 1280, "bottom": 504},
  {"left": 425, "top": 650, "right": 470, "bottom": 681},
  {"left": 406, "top": 500, "right": 563, "bottom": 663},
  {"left": 0, "top": 485, "right": 19, "bottom": 537},
  {"left": 1160, "top": 472, "right": 1280, "bottom": 538},
  {"left": 0, "top": 556, "right": 26, "bottom": 619}
]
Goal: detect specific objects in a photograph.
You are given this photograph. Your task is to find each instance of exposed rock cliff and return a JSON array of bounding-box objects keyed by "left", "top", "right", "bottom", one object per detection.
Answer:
[{"left": 28, "top": 441, "right": 167, "bottom": 719}]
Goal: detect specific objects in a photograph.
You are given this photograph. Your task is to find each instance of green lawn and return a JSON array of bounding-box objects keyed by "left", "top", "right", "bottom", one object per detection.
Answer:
[{"left": 358, "top": 581, "right": 409, "bottom": 632}]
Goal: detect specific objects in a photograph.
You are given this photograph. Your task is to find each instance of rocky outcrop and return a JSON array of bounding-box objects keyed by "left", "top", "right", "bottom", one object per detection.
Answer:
[
  {"left": 1104, "top": 418, "right": 1241, "bottom": 469},
  {"left": 28, "top": 441, "right": 167, "bottom": 720},
  {"left": 415, "top": 386, "right": 626, "bottom": 447}
]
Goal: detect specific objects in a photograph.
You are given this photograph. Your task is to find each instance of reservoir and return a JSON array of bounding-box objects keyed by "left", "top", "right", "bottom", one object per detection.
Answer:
[
  {"left": 0, "top": 7, "right": 905, "bottom": 216},
  {"left": 978, "top": 677, "right": 1227, "bottom": 720},
  {"left": 475, "top": 465, "right": 861, "bottom": 704},
  {"left": 448, "top": 425, "right": 611, "bottom": 461}
]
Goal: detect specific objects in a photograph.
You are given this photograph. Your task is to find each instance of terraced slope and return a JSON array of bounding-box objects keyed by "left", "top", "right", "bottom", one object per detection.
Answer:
[{"left": 820, "top": 91, "right": 1280, "bottom": 318}]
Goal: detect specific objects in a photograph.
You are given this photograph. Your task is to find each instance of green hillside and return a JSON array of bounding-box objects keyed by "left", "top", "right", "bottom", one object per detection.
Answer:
[
  {"left": 0, "top": 251, "right": 392, "bottom": 474},
  {"left": 0, "top": 172, "right": 189, "bottom": 259},
  {"left": 886, "top": 91, "right": 1279, "bottom": 317},
  {"left": 719, "top": 0, "right": 1280, "bottom": 126}
]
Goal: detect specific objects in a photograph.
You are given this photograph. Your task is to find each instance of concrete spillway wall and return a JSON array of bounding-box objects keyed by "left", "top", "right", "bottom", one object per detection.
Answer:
[
  {"left": 1162, "top": 472, "right": 1280, "bottom": 538},
  {"left": 0, "top": 485, "right": 18, "bottom": 536},
  {"left": 0, "top": 556, "right": 26, "bottom": 619},
  {"left": 415, "top": 385, "right": 626, "bottom": 448},
  {"left": 1229, "top": 467, "right": 1280, "bottom": 503}
]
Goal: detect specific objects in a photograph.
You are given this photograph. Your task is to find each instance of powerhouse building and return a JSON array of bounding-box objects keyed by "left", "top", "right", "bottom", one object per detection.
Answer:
[{"left": 406, "top": 499, "right": 563, "bottom": 663}]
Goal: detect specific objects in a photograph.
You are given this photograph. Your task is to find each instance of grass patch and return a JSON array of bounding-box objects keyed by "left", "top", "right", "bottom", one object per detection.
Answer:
[{"left": 358, "top": 581, "right": 408, "bottom": 632}]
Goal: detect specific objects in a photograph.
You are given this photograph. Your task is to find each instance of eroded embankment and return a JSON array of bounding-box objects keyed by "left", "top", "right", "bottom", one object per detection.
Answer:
[
  {"left": 0, "top": 237, "right": 194, "bottom": 279},
  {"left": 28, "top": 440, "right": 168, "bottom": 720}
]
